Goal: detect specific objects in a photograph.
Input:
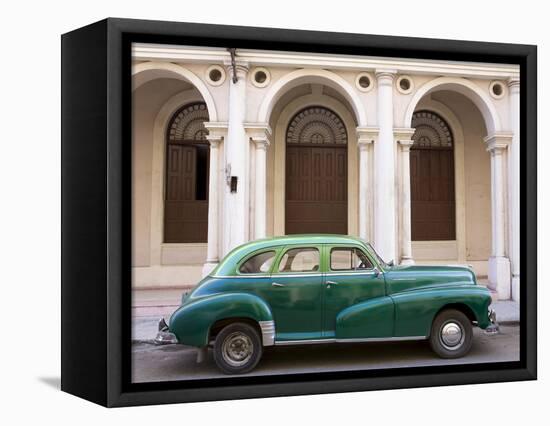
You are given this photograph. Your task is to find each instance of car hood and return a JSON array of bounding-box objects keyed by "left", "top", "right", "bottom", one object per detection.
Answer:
[{"left": 384, "top": 264, "right": 478, "bottom": 295}]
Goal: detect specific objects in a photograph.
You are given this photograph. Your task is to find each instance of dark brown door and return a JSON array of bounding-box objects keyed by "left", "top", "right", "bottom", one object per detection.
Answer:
[
  {"left": 410, "top": 111, "right": 455, "bottom": 241},
  {"left": 163, "top": 102, "right": 210, "bottom": 243},
  {"left": 285, "top": 106, "right": 348, "bottom": 235},
  {"left": 164, "top": 143, "right": 209, "bottom": 243}
]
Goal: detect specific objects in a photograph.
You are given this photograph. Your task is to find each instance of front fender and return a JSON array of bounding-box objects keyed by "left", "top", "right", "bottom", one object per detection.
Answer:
[
  {"left": 391, "top": 285, "right": 492, "bottom": 337},
  {"left": 169, "top": 292, "right": 273, "bottom": 347},
  {"left": 336, "top": 296, "right": 395, "bottom": 339}
]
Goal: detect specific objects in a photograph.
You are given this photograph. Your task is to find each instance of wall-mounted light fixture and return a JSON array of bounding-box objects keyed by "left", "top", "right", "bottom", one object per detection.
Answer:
[{"left": 230, "top": 176, "right": 238, "bottom": 193}]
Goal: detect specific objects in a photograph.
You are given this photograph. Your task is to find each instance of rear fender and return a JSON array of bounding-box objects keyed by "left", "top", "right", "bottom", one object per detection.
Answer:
[{"left": 169, "top": 292, "right": 273, "bottom": 347}]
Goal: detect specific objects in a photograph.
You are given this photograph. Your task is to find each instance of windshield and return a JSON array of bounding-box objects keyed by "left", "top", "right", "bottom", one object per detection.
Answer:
[{"left": 366, "top": 242, "right": 388, "bottom": 269}]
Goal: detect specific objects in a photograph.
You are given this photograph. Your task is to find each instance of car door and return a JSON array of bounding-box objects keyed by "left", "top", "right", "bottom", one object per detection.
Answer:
[
  {"left": 322, "top": 244, "right": 391, "bottom": 338},
  {"left": 263, "top": 245, "right": 324, "bottom": 342}
]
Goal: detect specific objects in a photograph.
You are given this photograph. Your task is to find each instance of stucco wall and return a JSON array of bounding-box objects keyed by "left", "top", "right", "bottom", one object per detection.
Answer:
[
  {"left": 132, "top": 78, "right": 195, "bottom": 267},
  {"left": 431, "top": 91, "right": 491, "bottom": 261}
]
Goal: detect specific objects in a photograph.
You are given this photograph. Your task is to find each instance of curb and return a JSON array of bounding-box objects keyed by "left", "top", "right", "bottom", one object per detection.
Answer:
[
  {"left": 133, "top": 339, "right": 157, "bottom": 345},
  {"left": 497, "top": 321, "right": 520, "bottom": 326}
]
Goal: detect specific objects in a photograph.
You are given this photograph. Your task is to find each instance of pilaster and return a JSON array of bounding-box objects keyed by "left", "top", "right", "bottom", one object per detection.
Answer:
[
  {"left": 395, "top": 127, "right": 416, "bottom": 265},
  {"left": 245, "top": 123, "right": 272, "bottom": 240},
  {"left": 484, "top": 132, "right": 513, "bottom": 299},
  {"left": 356, "top": 127, "right": 378, "bottom": 242},
  {"left": 202, "top": 122, "right": 228, "bottom": 276}
]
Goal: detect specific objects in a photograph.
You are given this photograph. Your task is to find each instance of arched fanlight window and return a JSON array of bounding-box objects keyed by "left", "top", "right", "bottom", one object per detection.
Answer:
[
  {"left": 164, "top": 102, "right": 210, "bottom": 243},
  {"left": 412, "top": 111, "right": 453, "bottom": 149},
  {"left": 287, "top": 106, "right": 347, "bottom": 145}
]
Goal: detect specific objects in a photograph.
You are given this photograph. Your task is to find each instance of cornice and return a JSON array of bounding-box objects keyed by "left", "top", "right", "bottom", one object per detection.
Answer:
[{"left": 132, "top": 44, "right": 520, "bottom": 80}]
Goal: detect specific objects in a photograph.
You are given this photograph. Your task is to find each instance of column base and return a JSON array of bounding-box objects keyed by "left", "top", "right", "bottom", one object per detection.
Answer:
[
  {"left": 400, "top": 257, "right": 415, "bottom": 265},
  {"left": 202, "top": 261, "right": 219, "bottom": 278},
  {"left": 488, "top": 256, "right": 511, "bottom": 300},
  {"left": 511, "top": 274, "right": 520, "bottom": 302}
]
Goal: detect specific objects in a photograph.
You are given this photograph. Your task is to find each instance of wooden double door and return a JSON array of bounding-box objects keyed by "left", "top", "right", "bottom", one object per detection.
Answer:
[
  {"left": 164, "top": 142, "right": 209, "bottom": 243},
  {"left": 410, "top": 111, "right": 456, "bottom": 241},
  {"left": 285, "top": 106, "right": 349, "bottom": 235},
  {"left": 285, "top": 144, "right": 347, "bottom": 235}
]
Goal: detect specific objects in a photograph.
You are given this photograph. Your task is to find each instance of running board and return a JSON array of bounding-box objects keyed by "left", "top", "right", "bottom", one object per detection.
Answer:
[{"left": 274, "top": 336, "right": 427, "bottom": 346}]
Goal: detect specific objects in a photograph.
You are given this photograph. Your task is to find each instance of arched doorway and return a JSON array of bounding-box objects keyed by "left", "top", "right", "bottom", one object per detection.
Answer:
[
  {"left": 285, "top": 106, "right": 348, "bottom": 234},
  {"left": 410, "top": 110, "right": 455, "bottom": 241},
  {"left": 164, "top": 102, "right": 210, "bottom": 243}
]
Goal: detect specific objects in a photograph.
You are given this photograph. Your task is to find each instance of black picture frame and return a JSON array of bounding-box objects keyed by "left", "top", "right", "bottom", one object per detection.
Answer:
[{"left": 61, "top": 18, "right": 537, "bottom": 407}]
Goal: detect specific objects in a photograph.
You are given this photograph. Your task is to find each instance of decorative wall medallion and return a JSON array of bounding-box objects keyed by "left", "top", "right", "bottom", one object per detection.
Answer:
[
  {"left": 205, "top": 64, "right": 226, "bottom": 86},
  {"left": 251, "top": 67, "right": 271, "bottom": 88},
  {"left": 396, "top": 75, "right": 414, "bottom": 94},
  {"left": 355, "top": 72, "right": 374, "bottom": 92},
  {"left": 489, "top": 80, "right": 506, "bottom": 99}
]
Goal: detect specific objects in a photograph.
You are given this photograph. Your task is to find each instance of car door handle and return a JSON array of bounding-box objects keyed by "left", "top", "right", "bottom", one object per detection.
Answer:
[
  {"left": 272, "top": 282, "right": 285, "bottom": 287},
  {"left": 326, "top": 280, "right": 338, "bottom": 286}
]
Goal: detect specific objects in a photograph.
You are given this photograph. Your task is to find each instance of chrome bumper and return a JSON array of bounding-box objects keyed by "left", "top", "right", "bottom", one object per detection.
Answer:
[
  {"left": 154, "top": 318, "right": 178, "bottom": 345},
  {"left": 485, "top": 308, "right": 499, "bottom": 335}
]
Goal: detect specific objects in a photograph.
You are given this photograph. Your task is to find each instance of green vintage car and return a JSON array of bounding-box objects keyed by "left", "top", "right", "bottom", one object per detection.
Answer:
[{"left": 156, "top": 234, "right": 498, "bottom": 374}]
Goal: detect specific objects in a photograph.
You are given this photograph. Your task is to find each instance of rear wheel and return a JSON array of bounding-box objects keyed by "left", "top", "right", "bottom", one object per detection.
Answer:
[
  {"left": 213, "top": 322, "right": 263, "bottom": 374},
  {"left": 429, "top": 309, "right": 473, "bottom": 358}
]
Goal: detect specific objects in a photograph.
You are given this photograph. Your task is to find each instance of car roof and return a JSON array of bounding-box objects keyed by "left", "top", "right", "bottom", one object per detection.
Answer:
[{"left": 211, "top": 234, "right": 369, "bottom": 276}]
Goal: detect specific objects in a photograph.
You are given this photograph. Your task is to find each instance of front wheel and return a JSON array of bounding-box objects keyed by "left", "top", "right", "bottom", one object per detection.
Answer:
[
  {"left": 429, "top": 309, "right": 473, "bottom": 358},
  {"left": 213, "top": 322, "right": 263, "bottom": 374}
]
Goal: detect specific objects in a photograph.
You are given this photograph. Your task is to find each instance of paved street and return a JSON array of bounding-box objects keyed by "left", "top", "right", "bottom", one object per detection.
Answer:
[{"left": 132, "top": 324, "right": 519, "bottom": 383}]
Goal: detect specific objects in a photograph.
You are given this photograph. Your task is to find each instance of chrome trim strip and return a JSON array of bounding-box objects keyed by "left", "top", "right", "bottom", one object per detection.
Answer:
[
  {"left": 276, "top": 338, "right": 335, "bottom": 345},
  {"left": 270, "top": 273, "right": 324, "bottom": 278},
  {"left": 211, "top": 273, "right": 325, "bottom": 279},
  {"left": 274, "top": 336, "right": 427, "bottom": 346},
  {"left": 211, "top": 274, "right": 266, "bottom": 279},
  {"left": 259, "top": 320, "right": 276, "bottom": 346},
  {"left": 324, "top": 271, "right": 377, "bottom": 276}
]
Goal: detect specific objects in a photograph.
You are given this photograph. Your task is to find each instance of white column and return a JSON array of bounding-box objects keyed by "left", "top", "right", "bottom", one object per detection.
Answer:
[
  {"left": 507, "top": 78, "right": 520, "bottom": 301},
  {"left": 395, "top": 128, "right": 416, "bottom": 265},
  {"left": 202, "top": 123, "right": 227, "bottom": 276},
  {"left": 484, "top": 133, "right": 513, "bottom": 300},
  {"left": 245, "top": 124, "right": 272, "bottom": 240},
  {"left": 356, "top": 127, "right": 378, "bottom": 241},
  {"left": 223, "top": 61, "right": 249, "bottom": 255},
  {"left": 374, "top": 69, "right": 397, "bottom": 262}
]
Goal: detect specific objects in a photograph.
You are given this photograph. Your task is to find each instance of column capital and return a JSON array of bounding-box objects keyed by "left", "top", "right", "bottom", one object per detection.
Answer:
[
  {"left": 244, "top": 123, "right": 272, "bottom": 148},
  {"left": 224, "top": 59, "right": 249, "bottom": 81},
  {"left": 507, "top": 77, "right": 520, "bottom": 89},
  {"left": 204, "top": 121, "right": 228, "bottom": 146},
  {"left": 356, "top": 126, "right": 379, "bottom": 149},
  {"left": 484, "top": 132, "right": 513, "bottom": 153},
  {"left": 394, "top": 127, "right": 415, "bottom": 141},
  {"left": 375, "top": 69, "right": 397, "bottom": 85}
]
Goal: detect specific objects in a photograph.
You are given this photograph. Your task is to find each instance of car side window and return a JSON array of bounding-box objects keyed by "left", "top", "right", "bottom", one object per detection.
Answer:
[
  {"left": 277, "top": 247, "right": 320, "bottom": 273},
  {"left": 330, "top": 247, "right": 373, "bottom": 271},
  {"left": 239, "top": 251, "right": 276, "bottom": 274}
]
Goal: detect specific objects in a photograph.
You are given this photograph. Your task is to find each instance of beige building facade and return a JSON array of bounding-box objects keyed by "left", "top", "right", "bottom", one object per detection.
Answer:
[{"left": 131, "top": 44, "right": 520, "bottom": 301}]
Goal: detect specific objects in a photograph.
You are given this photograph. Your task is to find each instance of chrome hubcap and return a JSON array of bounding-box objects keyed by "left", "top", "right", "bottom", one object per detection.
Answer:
[
  {"left": 221, "top": 332, "right": 254, "bottom": 367},
  {"left": 440, "top": 321, "right": 465, "bottom": 350}
]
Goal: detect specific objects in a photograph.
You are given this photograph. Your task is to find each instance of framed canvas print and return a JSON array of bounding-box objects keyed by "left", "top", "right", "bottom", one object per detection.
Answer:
[{"left": 61, "top": 18, "right": 537, "bottom": 407}]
